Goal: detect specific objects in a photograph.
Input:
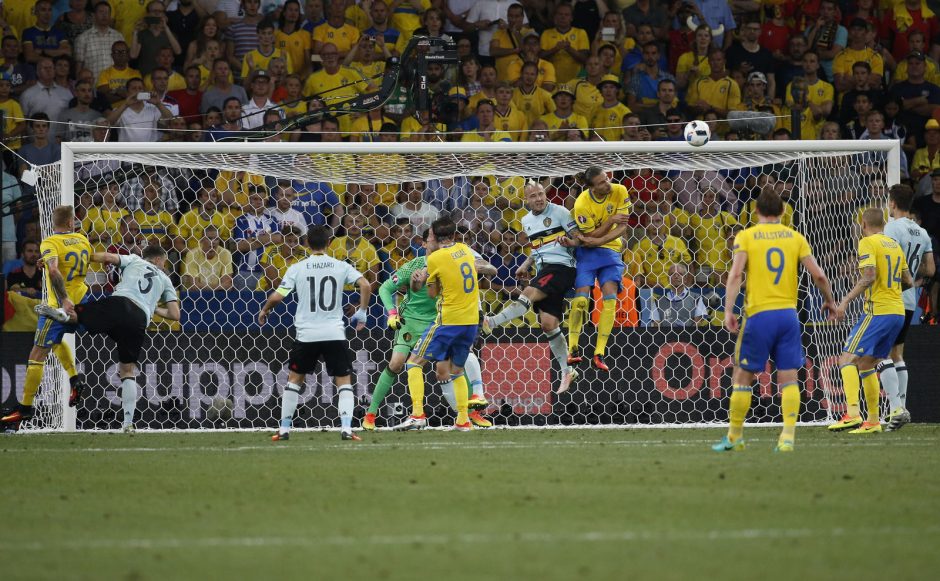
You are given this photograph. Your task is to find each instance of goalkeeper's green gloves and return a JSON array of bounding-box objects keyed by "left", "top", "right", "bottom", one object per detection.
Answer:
[{"left": 387, "top": 309, "right": 402, "bottom": 330}]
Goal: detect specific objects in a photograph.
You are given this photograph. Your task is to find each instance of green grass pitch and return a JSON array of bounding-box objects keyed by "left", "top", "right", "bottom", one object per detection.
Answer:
[{"left": 2, "top": 426, "right": 939, "bottom": 580}]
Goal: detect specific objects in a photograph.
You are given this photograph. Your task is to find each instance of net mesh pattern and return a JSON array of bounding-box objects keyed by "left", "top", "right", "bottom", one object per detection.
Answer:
[{"left": 22, "top": 145, "right": 892, "bottom": 430}]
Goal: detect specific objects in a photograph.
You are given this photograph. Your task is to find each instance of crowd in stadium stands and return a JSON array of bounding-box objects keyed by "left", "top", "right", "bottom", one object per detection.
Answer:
[{"left": 3, "top": 0, "right": 940, "bottom": 330}]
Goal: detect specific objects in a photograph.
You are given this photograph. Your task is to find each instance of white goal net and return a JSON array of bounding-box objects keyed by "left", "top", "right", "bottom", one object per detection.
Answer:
[{"left": 22, "top": 140, "right": 899, "bottom": 431}]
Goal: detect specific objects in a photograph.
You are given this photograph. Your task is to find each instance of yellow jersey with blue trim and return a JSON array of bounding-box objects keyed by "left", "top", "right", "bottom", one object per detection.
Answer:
[
  {"left": 857, "top": 233, "right": 907, "bottom": 316},
  {"left": 40, "top": 232, "right": 92, "bottom": 307},
  {"left": 427, "top": 242, "right": 480, "bottom": 325},
  {"left": 571, "top": 183, "right": 632, "bottom": 253},
  {"left": 733, "top": 222, "right": 811, "bottom": 317}
]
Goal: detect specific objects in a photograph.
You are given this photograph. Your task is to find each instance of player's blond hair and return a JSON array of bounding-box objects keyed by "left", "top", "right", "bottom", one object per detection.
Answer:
[
  {"left": 862, "top": 207, "right": 886, "bottom": 228},
  {"left": 52, "top": 205, "right": 75, "bottom": 229}
]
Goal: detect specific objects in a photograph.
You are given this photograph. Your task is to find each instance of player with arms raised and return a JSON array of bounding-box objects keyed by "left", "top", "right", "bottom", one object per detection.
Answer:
[
  {"left": 404, "top": 217, "right": 480, "bottom": 431},
  {"left": 483, "top": 181, "right": 580, "bottom": 393},
  {"left": 259, "top": 225, "right": 371, "bottom": 441},
  {"left": 35, "top": 245, "right": 180, "bottom": 432},
  {"left": 2, "top": 206, "right": 90, "bottom": 430},
  {"left": 562, "top": 166, "right": 632, "bottom": 371},
  {"left": 879, "top": 184, "right": 934, "bottom": 431},
  {"left": 829, "top": 208, "right": 913, "bottom": 435},
  {"left": 713, "top": 190, "right": 839, "bottom": 452},
  {"left": 368, "top": 228, "right": 497, "bottom": 430}
]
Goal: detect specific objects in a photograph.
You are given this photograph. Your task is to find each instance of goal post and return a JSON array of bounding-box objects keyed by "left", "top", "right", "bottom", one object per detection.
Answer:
[{"left": 19, "top": 139, "right": 902, "bottom": 431}]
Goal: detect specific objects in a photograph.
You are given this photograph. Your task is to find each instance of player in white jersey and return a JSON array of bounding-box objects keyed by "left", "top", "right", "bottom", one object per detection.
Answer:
[
  {"left": 482, "top": 182, "right": 580, "bottom": 393},
  {"left": 258, "top": 225, "right": 371, "bottom": 442},
  {"left": 881, "top": 185, "right": 935, "bottom": 430},
  {"left": 36, "top": 245, "right": 180, "bottom": 432}
]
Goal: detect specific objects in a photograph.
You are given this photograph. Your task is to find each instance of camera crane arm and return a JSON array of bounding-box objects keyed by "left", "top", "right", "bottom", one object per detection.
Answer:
[{"left": 224, "top": 36, "right": 458, "bottom": 142}]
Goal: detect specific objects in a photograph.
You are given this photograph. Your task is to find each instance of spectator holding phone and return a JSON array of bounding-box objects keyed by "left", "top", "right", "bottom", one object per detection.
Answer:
[{"left": 130, "top": 0, "right": 182, "bottom": 76}]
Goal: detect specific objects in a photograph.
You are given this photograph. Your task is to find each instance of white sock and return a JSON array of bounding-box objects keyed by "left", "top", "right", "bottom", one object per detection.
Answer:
[
  {"left": 280, "top": 382, "right": 301, "bottom": 433},
  {"left": 896, "top": 361, "right": 908, "bottom": 406},
  {"left": 464, "top": 352, "right": 484, "bottom": 398},
  {"left": 337, "top": 384, "right": 354, "bottom": 432},
  {"left": 489, "top": 296, "right": 531, "bottom": 327},
  {"left": 878, "top": 359, "right": 902, "bottom": 411},
  {"left": 121, "top": 377, "right": 137, "bottom": 427},
  {"left": 440, "top": 378, "right": 457, "bottom": 411},
  {"left": 546, "top": 328, "right": 569, "bottom": 372}
]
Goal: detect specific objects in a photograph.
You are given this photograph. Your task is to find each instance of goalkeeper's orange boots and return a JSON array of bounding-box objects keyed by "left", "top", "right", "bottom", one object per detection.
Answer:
[
  {"left": 592, "top": 355, "right": 609, "bottom": 372},
  {"left": 362, "top": 413, "right": 377, "bottom": 431},
  {"left": 567, "top": 352, "right": 584, "bottom": 366}
]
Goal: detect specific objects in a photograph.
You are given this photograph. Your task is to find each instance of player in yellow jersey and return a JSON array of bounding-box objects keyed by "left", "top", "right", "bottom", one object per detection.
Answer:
[
  {"left": 829, "top": 208, "right": 913, "bottom": 435},
  {"left": 560, "top": 167, "right": 631, "bottom": 371},
  {"left": 2, "top": 206, "right": 91, "bottom": 429},
  {"left": 401, "top": 217, "right": 481, "bottom": 431},
  {"left": 713, "top": 190, "right": 838, "bottom": 452}
]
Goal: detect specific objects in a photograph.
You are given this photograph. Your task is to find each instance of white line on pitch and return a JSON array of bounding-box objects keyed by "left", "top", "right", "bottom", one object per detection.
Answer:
[
  {"left": 2, "top": 437, "right": 938, "bottom": 453},
  {"left": 2, "top": 525, "right": 939, "bottom": 552}
]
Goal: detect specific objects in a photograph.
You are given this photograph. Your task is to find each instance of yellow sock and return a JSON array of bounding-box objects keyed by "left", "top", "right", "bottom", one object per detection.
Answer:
[
  {"left": 595, "top": 297, "right": 617, "bottom": 356},
  {"left": 727, "top": 384, "right": 752, "bottom": 442},
  {"left": 406, "top": 364, "right": 425, "bottom": 417},
  {"left": 22, "top": 360, "right": 46, "bottom": 407},
  {"left": 567, "top": 295, "right": 589, "bottom": 354},
  {"left": 839, "top": 364, "right": 861, "bottom": 418},
  {"left": 780, "top": 382, "right": 799, "bottom": 443},
  {"left": 860, "top": 368, "right": 880, "bottom": 423},
  {"left": 453, "top": 374, "right": 469, "bottom": 425},
  {"left": 52, "top": 343, "right": 77, "bottom": 379}
]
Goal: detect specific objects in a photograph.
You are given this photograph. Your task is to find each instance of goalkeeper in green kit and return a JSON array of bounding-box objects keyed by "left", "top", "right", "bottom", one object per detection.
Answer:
[{"left": 364, "top": 228, "right": 497, "bottom": 430}]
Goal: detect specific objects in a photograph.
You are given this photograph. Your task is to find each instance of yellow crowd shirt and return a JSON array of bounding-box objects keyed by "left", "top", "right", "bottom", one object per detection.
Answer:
[
  {"left": 634, "top": 236, "right": 692, "bottom": 288},
  {"left": 590, "top": 102, "right": 631, "bottom": 141},
  {"left": 540, "top": 27, "right": 589, "bottom": 83},
  {"left": 690, "top": 211, "right": 738, "bottom": 273},
  {"left": 312, "top": 22, "right": 361, "bottom": 54},
  {"left": 512, "top": 86, "right": 555, "bottom": 125}
]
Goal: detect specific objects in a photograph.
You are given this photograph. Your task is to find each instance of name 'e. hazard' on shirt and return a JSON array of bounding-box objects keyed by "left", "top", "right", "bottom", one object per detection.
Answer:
[{"left": 277, "top": 254, "right": 364, "bottom": 342}]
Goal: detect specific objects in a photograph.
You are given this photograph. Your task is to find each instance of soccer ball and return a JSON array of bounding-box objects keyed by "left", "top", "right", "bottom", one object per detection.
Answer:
[{"left": 684, "top": 120, "right": 711, "bottom": 147}]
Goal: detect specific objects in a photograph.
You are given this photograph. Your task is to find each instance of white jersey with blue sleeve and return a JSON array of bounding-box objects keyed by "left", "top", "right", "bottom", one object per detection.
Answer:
[
  {"left": 278, "top": 254, "right": 363, "bottom": 342},
  {"left": 885, "top": 216, "right": 933, "bottom": 311},
  {"left": 112, "top": 254, "right": 178, "bottom": 324},
  {"left": 520, "top": 203, "right": 577, "bottom": 269}
]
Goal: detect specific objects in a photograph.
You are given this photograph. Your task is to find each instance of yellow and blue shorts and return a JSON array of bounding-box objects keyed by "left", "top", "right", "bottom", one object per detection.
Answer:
[
  {"left": 735, "top": 308, "right": 803, "bottom": 373},
  {"left": 34, "top": 294, "right": 90, "bottom": 348},
  {"left": 412, "top": 323, "right": 478, "bottom": 368},
  {"left": 574, "top": 247, "right": 624, "bottom": 289},
  {"left": 842, "top": 313, "right": 905, "bottom": 359}
]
